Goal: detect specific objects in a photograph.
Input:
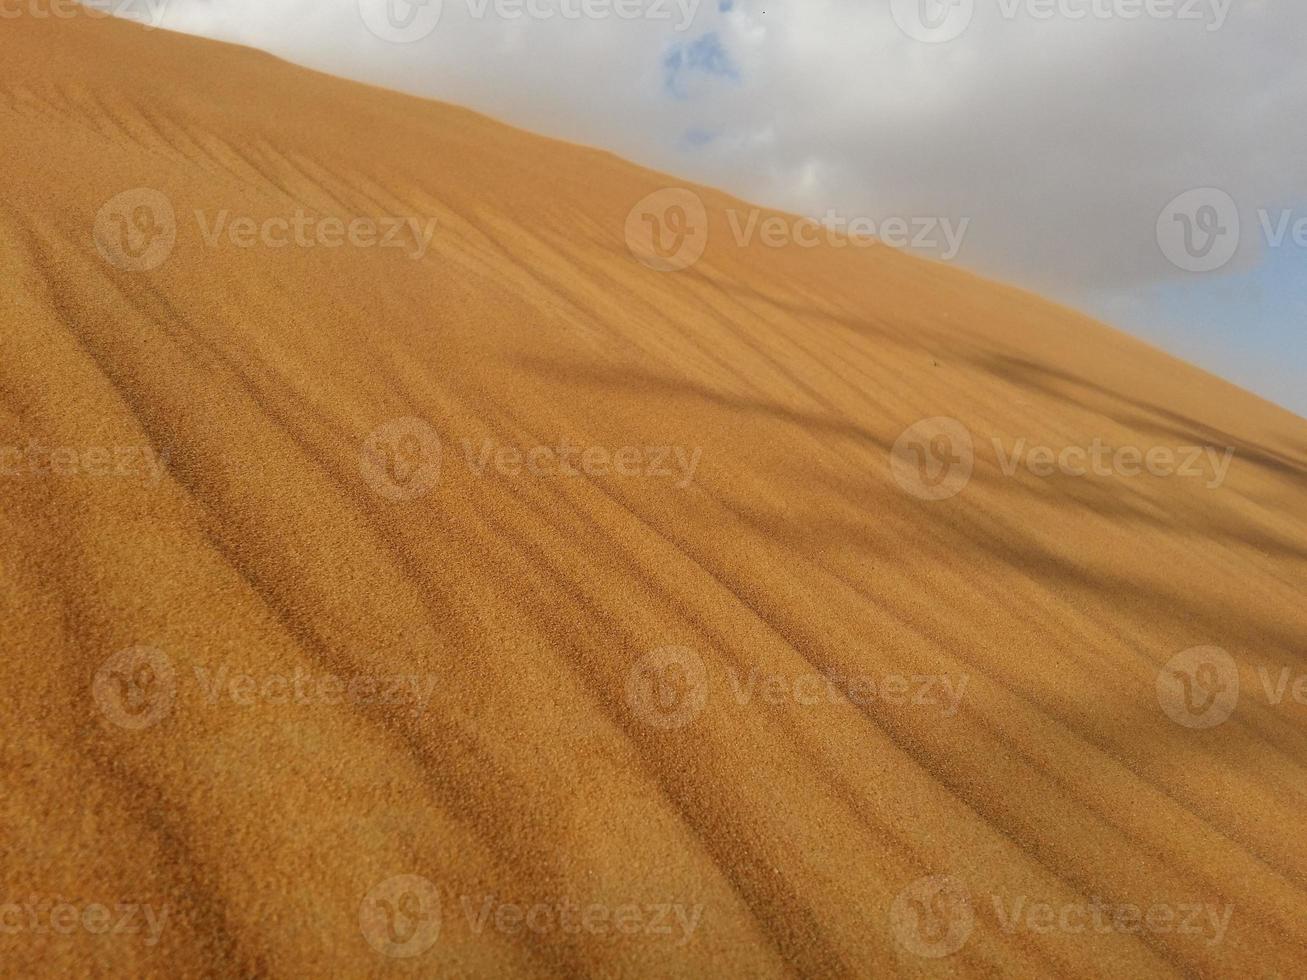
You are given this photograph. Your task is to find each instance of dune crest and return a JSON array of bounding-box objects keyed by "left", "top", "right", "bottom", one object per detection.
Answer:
[{"left": 1, "top": 11, "right": 1305, "bottom": 977}]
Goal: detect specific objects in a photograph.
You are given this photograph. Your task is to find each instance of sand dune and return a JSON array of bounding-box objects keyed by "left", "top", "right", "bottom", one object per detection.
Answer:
[{"left": 1, "top": 11, "right": 1305, "bottom": 978}]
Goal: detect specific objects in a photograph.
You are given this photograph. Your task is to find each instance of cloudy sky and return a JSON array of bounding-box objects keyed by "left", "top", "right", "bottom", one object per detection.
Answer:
[{"left": 119, "top": 0, "right": 1304, "bottom": 416}]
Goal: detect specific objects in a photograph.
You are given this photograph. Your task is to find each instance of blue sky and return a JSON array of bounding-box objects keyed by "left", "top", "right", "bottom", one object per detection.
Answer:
[
  {"left": 663, "top": 31, "right": 739, "bottom": 99},
  {"left": 1095, "top": 223, "right": 1306, "bottom": 419}
]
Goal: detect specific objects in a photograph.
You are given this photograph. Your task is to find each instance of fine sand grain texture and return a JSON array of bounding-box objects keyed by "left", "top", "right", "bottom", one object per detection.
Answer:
[{"left": 2, "top": 11, "right": 1306, "bottom": 979}]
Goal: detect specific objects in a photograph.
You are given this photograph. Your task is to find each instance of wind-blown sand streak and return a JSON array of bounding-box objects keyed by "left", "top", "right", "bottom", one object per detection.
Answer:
[{"left": 1, "top": 12, "right": 1305, "bottom": 978}]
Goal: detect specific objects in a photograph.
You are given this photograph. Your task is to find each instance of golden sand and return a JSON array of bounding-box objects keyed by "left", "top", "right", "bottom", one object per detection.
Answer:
[{"left": 1, "top": 11, "right": 1305, "bottom": 977}]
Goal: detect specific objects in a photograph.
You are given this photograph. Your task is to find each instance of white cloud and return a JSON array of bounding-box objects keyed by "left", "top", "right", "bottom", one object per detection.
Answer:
[{"left": 144, "top": 0, "right": 1307, "bottom": 410}]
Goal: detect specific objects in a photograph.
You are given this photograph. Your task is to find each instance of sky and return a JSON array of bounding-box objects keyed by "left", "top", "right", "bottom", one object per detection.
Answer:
[{"left": 106, "top": 0, "right": 1304, "bottom": 417}]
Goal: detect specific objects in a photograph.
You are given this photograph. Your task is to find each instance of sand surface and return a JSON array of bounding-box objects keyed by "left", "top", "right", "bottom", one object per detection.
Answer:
[{"left": 2, "top": 11, "right": 1305, "bottom": 978}]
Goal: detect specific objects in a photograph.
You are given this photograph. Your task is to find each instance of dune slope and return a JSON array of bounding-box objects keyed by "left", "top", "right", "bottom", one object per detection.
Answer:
[{"left": 1, "top": 12, "right": 1305, "bottom": 978}]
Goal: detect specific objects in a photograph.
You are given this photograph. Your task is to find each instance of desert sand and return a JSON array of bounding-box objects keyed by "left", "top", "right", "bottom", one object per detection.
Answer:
[{"left": 1, "top": 10, "right": 1305, "bottom": 978}]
